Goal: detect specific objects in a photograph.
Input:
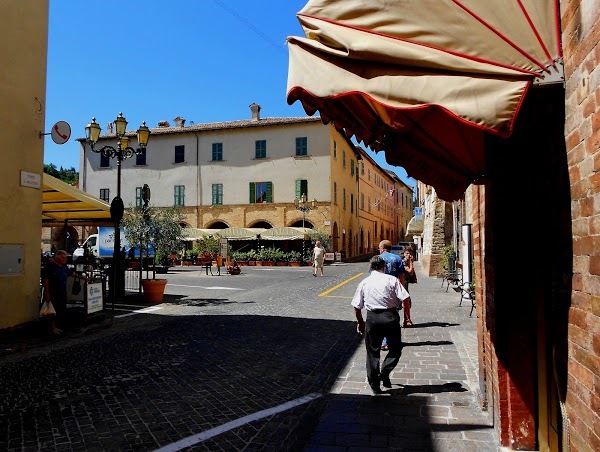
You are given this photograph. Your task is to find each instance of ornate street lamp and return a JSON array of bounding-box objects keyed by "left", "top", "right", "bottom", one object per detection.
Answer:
[
  {"left": 294, "top": 193, "right": 317, "bottom": 262},
  {"left": 85, "top": 113, "right": 150, "bottom": 311}
]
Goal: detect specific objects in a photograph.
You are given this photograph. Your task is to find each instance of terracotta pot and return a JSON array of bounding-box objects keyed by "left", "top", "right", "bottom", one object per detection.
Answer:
[
  {"left": 141, "top": 279, "right": 168, "bottom": 303},
  {"left": 288, "top": 261, "right": 301, "bottom": 267}
]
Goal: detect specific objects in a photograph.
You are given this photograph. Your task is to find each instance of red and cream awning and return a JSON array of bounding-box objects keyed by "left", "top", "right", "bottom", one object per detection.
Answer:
[{"left": 287, "top": 0, "right": 562, "bottom": 200}]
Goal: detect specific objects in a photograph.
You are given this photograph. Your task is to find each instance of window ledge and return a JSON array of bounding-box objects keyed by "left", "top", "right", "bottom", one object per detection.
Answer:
[{"left": 293, "top": 155, "right": 311, "bottom": 159}]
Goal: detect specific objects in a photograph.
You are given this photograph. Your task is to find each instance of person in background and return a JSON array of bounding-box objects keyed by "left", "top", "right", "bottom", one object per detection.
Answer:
[
  {"left": 378, "top": 240, "right": 406, "bottom": 349},
  {"left": 312, "top": 240, "right": 325, "bottom": 276},
  {"left": 408, "top": 242, "right": 418, "bottom": 261},
  {"left": 42, "top": 250, "right": 90, "bottom": 336},
  {"left": 352, "top": 255, "right": 411, "bottom": 394},
  {"left": 402, "top": 248, "right": 416, "bottom": 327}
]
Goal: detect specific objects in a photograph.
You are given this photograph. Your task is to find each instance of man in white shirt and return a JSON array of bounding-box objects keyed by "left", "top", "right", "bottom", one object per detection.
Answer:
[{"left": 352, "top": 255, "right": 411, "bottom": 394}]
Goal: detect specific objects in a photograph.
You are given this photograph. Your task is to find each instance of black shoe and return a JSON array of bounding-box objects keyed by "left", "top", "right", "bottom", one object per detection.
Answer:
[
  {"left": 381, "top": 374, "right": 392, "bottom": 388},
  {"left": 370, "top": 385, "right": 383, "bottom": 395}
]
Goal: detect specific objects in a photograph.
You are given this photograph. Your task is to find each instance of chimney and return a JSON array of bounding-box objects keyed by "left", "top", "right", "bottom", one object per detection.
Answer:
[
  {"left": 249, "top": 103, "right": 261, "bottom": 121},
  {"left": 173, "top": 116, "right": 186, "bottom": 127}
]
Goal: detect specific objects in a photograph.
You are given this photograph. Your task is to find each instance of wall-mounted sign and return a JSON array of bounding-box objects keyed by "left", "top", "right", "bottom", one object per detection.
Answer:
[
  {"left": 20, "top": 171, "right": 41, "bottom": 189},
  {"left": 50, "top": 121, "right": 71, "bottom": 145}
]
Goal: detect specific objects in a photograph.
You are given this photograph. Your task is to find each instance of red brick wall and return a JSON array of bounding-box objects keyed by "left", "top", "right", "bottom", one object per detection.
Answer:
[{"left": 561, "top": 0, "right": 600, "bottom": 450}]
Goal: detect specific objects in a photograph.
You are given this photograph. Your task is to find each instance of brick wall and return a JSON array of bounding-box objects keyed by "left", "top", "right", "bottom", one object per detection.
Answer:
[{"left": 561, "top": 0, "right": 600, "bottom": 450}]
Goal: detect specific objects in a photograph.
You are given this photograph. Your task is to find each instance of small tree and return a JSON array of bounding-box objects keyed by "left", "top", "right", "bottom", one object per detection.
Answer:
[
  {"left": 308, "top": 229, "right": 331, "bottom": 250},
  {"left": 122, "top": 205, "right": 184, "bottom": 273}
]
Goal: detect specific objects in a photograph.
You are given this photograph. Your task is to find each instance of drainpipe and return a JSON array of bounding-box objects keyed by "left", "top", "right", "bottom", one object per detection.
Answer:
[{"left": 195, "top": 132, "right": 200, "bottom": 225}]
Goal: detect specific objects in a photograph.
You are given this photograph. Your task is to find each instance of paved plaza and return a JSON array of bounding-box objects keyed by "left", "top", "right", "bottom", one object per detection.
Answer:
[{"left": 0, "top": 262, "right": 501, "bottom": 451}]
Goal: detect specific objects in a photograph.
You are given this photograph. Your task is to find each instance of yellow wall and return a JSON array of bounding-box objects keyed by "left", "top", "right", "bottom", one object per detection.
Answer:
[
  {"left": 358, "top": 153, "right": 397, "bottom": 248},
  {"left": 329, "top": 127, "right": 360, "bottom": 256},
  {"left": 0, "top": 1, "right": 49, "bottom": 329}
]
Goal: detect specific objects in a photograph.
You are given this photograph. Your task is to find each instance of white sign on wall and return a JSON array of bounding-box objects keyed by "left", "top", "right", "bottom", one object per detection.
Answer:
[{"left": 20, "top": 171, "right": 41, "bottom": 189}]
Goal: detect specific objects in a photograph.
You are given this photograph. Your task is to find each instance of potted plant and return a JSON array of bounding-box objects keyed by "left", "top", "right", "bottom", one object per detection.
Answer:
[
  {"left": 246, "top": 249, "right": 258, "bottom": 266},
  {"left": 287, "top": 250, "right": 302, "bottom": 267},
  {"left": 273, "top": 248, "right": 287, "bottom": 266},
  {"left": 122, "top": 205, "right": 184, "bottom": 303}
]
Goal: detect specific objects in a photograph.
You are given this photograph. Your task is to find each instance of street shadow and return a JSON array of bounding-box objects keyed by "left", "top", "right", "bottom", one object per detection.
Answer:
[
  {"left": 171, "top": 298, "right": 255, "bottom": 307},
  {"left": 409, "top": 321, "right": 460, "bottom": 328},
  {"left": 403, "top": 340, "right": 453, "bottom": 347},
  {"left": 0, "top": 314, "right": 492, "bottom": 451},
  {"left": 388, "top": 382, "right": 468, "bottom": 396}
]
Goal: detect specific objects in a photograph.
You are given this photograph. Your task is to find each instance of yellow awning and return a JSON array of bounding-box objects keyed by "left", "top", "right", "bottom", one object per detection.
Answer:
[{"left": 42, "top": 173, "right": 112, "bottom": 225}]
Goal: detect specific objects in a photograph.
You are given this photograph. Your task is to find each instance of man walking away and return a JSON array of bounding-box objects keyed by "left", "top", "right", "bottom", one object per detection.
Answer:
[{"left": 352, "top": 255, "right": 411, "bottom": 394}]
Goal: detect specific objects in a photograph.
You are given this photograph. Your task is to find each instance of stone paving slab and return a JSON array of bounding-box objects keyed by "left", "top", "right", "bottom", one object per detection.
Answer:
[
  {"left": 301, "top": 263, "right": 502, "bottom": 451},
  {"left": 0, "top": 262, "right": 502, "bottom": 451}
]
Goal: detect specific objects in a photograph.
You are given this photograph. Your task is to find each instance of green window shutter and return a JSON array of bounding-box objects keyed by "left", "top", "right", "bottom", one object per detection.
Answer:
[
  {"left": 295, "top": 180, "right": 308, "bottom": 198},
  {"left": 249, "top": 182, "right": 255, "bottom": 204},
  {"left": 266, "top": 182, "right": 273, "bottom": 203}
]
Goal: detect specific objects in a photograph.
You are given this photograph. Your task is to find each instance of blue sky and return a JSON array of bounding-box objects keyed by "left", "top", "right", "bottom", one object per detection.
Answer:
[{"left": 44, "top": 0, "right": 414, "bottom": 189}]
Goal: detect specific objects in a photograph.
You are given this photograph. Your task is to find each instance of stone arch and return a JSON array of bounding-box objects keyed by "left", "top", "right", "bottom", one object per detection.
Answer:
[
  {"left": 249, "top": 220, "right": 273, "bottom": 229},
  {"left": 289, "top": 219, "right": 315, "bottom": 229},
  {"left": 205, "top": 221, "right": 229, "bottom": 229}
]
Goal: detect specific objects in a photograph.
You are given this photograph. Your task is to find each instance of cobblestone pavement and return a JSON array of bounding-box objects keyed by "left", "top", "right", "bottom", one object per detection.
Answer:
[{"left": 0, "top": 262, "right": 501, "bottom": 451}]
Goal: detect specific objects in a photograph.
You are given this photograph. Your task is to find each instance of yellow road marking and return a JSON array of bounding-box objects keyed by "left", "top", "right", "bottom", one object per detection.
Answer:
[{"left": 319, "top": 272, "right": 364, "bottom": 297}]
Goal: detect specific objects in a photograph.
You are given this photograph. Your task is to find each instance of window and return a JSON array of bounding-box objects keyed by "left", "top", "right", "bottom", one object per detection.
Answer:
[
  {"left": 99, "top": 188, "right": 110, "bottom": 202},
  {"left": 212, "top": 143, "right": 223, "bottom": 161},
  {"left": 135, "top": 148, "right": 146, "bottom": 166},
  {"left": 333, "top": 182, "right": 337, "bottom": 203},
  {"left": 255, "top": 140, "right": 266, "bottom": 159},
  {"left": 350, "top": 160, "right": 355, "bottom": 176},
  {"left": 351, "top": 194, "right": 354, "bottom": 213},
  {"left": 333, "top": 140, "right": 337, "bottom": 158},
  {"left": 368, "top": 168, "right": 371, "bottom": 181},
  {"left": 100, "top": 154, "right": 110, "bottom": 168},
  {"left": 343, "top": 188, "right": 346, "bottom": 210},
  {"left": 295, "top": 137, "right": 307, "bottom": 156},
  {"left": 174, "top": 185, "right": 185, "bottom": 206},
  {"left": 361, "top": 193, "right": 364, "bottom": 210},
  {"left": 135, "top": 187, "right": 143, "bottom": 207},
  {"left": 212, "top": 184, "right": 223, "bottom": 205},
  {"left": 295, "top": 179, "right": 308, "bottom": 199},
  {"left": 361, "top": 162, "right": 365, "bottom": 175},
  {"left": 249, "top": 181, "right": 273, "bottom": 203},
  {"left": 342, "top": 151, "right": 346, "bottom": 168},
  {"left": 174, "top": 145, "right": 185, "bottom": 163}
]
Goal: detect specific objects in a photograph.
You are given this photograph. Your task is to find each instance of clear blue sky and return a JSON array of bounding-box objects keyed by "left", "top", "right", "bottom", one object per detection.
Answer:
[{"left": 44, "top": 0, "right": 414, "bottom": 189}]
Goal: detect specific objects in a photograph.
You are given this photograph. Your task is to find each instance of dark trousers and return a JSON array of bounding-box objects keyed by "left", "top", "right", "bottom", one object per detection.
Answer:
[{"left": 364, "top": 309, "right": 402, "bottom": 388}]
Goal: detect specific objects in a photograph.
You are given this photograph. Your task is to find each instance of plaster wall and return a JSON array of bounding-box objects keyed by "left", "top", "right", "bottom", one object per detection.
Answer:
[{"left": 0, "top": 1, "right": 48, "bottom": 329}]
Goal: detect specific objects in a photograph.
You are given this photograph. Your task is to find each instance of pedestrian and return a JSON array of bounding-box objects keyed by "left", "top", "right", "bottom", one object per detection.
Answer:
[
  {"left": 312, "top": 240, "right": 325, "bottom": 276},
  {"left": 408, "top": 242, "right": 418, "bottom": 261},
  {"left": 41, "top": 250, "right": 90, "bottom": 336},
  {"left": 352, "top": 255, "right": 411, "bottom": 394},
  {"left": 378, "top": 239, "right": 407, "bottom": 349},
  {"left": 401, "top": 248, "right": 416, "bottom": 327}
]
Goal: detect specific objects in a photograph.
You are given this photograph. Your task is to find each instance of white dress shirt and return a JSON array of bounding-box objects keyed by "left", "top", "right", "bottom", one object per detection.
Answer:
[{"left": 351, "top": 270, "right": 410, "bottom": 311}]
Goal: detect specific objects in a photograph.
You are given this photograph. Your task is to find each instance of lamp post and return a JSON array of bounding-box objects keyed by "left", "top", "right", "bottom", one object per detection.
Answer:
[
  {"left": 294, "top": 193, "right": 317, "bottom": 262},
  {"left": 85, "top": 113, "right": 150, "bottom": 312}
]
